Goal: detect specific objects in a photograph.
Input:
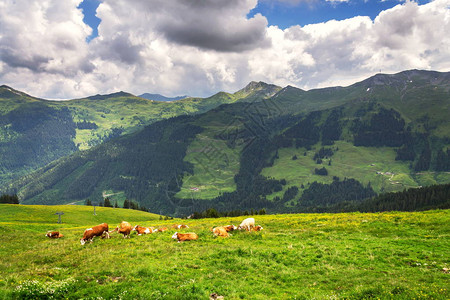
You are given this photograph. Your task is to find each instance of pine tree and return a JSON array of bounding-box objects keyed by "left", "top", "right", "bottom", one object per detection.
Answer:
[
  {"left": 123, "top": 199, "right": 130, "bottom": 209},
  {"left": 104, "top": 197, "right": 112, "bottom": 207}
]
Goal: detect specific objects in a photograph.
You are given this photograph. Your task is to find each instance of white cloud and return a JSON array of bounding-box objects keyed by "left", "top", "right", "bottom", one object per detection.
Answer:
[{"left": 0, "top": 0, "right": 449, "bottom": 99}]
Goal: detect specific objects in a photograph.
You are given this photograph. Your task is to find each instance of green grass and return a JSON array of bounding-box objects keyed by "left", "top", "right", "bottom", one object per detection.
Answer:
[{"left": 0, "top": 204, "right": 449, "bottom": 299}]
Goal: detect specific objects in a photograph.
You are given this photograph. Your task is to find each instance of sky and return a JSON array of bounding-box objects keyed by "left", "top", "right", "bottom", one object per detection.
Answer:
[{"left": 0, "top": 0, "right": 449, "bottom": 100}]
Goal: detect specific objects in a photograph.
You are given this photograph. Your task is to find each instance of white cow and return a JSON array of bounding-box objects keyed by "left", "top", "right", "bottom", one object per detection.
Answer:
[{"left": 238, "top": 217, "right": 255, "bottom": 231}]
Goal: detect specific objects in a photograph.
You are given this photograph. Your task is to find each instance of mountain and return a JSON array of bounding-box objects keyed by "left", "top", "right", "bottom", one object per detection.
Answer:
[
  {"left": 138, "top": 93, "right": 188, "bottom": 102},
  {"left": 3, "top": 70, "right": 450, "bottom": 215},
  {"left": 233, "top": 81, "right": 282, "bottom": 102},
  {"left": 0, "top": 83, "right": 279, "bottom": 185},
  {"left": 87, "top": 91, "right": 135, "bottom": 100}
]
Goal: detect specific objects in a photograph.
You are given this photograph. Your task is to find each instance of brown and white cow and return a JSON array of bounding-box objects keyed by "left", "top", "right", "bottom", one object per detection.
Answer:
[
  {"left": 80, "top": 223, "right": 109, "bottom": 245},
  {"left": 212, "top": 227, "right": 229, "bottom": 237},
  {"left": 252, "top": 225, "right": 263, "bottom": 231},
  {"left": 171, "top": 232, "right": 198, "bottom": 242},
  {"left": 171, "top": 224, "right": 189, "bottom": 229},
  {"left": 46, "top": 231, "right": 64, "bottom": 238},
  {"left": 155, "top": 227, "right": 168, "bottom": 232},
  {"left": 132, "top": 225, "right": 153, "bottom": 235},
  {"left": 223, "top": 225, "right": 237, "bottom": 232},
  {"left": 110, "top": 221, "right": 132, "bottom": 238},
  {"left": 238, "top": 217, "right": 255, "bottom": 231}
]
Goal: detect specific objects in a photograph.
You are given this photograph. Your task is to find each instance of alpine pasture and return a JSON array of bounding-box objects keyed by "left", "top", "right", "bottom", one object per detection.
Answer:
[{"left": 0, "top": 204, "right": 448, "bottom": 299}]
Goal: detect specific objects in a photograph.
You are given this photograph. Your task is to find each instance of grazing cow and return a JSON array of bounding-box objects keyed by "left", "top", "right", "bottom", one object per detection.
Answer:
[
  {"left": 223, "top": 225, "right": 237, "bottom": 232},
  {"left": 171, "top": 232, "right": 198, "bottom": 242},
  {"left": 252, "top": 225, "right": 263, "bottom": 231},
  {"left": 111, "top": 221, "right": 132, "bottom": 238},
  {"left": 212, "top": 227, "right": 229, "bottom": 237},
  {"left": 80, "top": 223, "right": 109, "bottom": 245},
  {"left": 210, "top": 293, "right": 224, "bottom": 300},
  {"left": 155, "top": 227, "right": 168, "bottom": 232},
  {"left": 132, "top": 225, "right": 153, "bottom": 235},
  {"left": 171, "top": 224, "right": 189, "bottom": 229},
  {"left": 238, "top": 217, "right": 255, "bottom": 231},
  {"left": 46, "top": 231, "right": 64, "bottom": 238}
]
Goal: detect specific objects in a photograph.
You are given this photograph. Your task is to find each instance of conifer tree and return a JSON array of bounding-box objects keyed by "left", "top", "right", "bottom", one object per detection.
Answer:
[
  {"left": 123, "top": 199, "right": 130, "bottom": 209},
  {"left": 104, "top": 197, "right": 112, "bottom": 207}
]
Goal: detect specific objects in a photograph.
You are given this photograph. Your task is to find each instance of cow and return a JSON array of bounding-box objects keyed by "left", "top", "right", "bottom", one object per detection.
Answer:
[
  {"left": 212, "top": 226, "right": 229, "bottom": 237},
  {"left": 171, "top": 232, "right": 198, "bottom": 242},
  {"left": 238, "top": 217, "right": 255, "bottom": 231},
  {"left": 252, "top": 225, "right": 263, "bottom": 231},
  {"left": 110, "top": 221, "right": 132, "bottom": 238},
  {"left": 171, "top": 224, "right": 189, "bottom": 229},
  {"left": 223, "top": 225, "right": 237, "bottom": 232},
  {"left": 132, "top": 225, "right": 153, "bottom": 235},
  {"left": 155, "top": 227, "right": 168, "bottom": 232},
  {"left": 46, "top": 231, "right": 64, "bottom": 238},
  {"left": 80, "top": 223, "right": 109, "bottom": 245}
]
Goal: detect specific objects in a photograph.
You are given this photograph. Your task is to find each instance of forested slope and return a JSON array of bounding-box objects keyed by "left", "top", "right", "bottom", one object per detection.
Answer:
[
  {"left": 0, "top": 82, "right": 279, "bottom": 185},
  {"left": 3, "top": 70, "right": 450, "bottom": 215}
]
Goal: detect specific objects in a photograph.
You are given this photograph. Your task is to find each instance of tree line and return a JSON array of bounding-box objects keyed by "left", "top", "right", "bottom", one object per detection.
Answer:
[
  {"left": 0, "top": 193, "right": 19, "bottom": 204},
  {"left": 186, "top": 207, "right": 266, "bottom": 219},
  {"left": 84, "top": 197, "right": 148, "bottom": 212}
]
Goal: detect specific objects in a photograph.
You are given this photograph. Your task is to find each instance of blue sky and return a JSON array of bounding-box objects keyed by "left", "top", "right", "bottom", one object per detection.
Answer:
[
  {"left": 249, "top": 0, "right": 430, "bottom": 27},
  {"left": 1, "top": 0, "right": 448, "bottom": 99},
  {"left": 77, "top": 0, "right": 101, "bottom": 42}
]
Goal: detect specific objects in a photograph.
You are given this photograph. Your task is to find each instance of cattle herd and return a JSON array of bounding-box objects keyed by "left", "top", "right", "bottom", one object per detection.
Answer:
[{"left": 45, "top": 217, "right": 263, "bottom": 245}]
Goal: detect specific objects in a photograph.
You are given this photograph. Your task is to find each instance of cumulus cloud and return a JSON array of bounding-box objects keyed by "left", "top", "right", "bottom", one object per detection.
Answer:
[
  {"left": 94, "top": 0, "right": 270, "bottom": 53},
  {"left": 0, "top": 0, "right": 92, "bottom": 76},
  {"left": 155, "top": 1, "right": 270, "bottom": 52},
  {"left": 0, "top": 0, "right": 449, "bottom": 99}
]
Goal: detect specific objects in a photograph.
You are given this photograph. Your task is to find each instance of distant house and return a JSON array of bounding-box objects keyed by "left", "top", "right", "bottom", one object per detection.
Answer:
[{"left": 190, "top": 187, "right": 199, "bottom": 192}]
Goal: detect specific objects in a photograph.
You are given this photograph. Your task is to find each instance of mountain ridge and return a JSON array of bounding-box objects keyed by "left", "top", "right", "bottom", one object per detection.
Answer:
[
  {"left": 4, "top": 69, "right": 449, "bottom": 216},
  {"left": 0, "top": 80, "right": 280, "bottom": 185},
  {"left": 138, "top": 93, "right": 188, "bottom": 102}
]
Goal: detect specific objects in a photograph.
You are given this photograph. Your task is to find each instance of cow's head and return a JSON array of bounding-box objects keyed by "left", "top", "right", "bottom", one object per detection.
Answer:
[
  {"left": 171, "top": 232, "right": 178, "bottom": 239},
  {"left": 80, "top": 238, "right": 86, "bottom": 245},
  {"left": 225, "top": 225, "right": 237, "bottom": 231}
]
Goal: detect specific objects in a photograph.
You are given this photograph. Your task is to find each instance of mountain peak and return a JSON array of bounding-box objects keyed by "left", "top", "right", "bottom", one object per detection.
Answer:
[
  {"left": 0, "top": 85, "right": 39, "bottom": 100},
  {"left": 138, "top": 93, "right": 188, "bottom": 102},
  {"left": 87, "top": 91, "right": 135, "bottom": 100},
  {"left": 241, "top": 81, "right": 272, "bottom": 93},
  {"left": 355, "top": 69, "right": 450, "bottom": 89},
  {"left": 234, "top": 81, "right": 282, "bottom": 102}
]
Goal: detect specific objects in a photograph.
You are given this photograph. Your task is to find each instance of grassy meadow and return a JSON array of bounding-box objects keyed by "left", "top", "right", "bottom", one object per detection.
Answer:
[{"left": 0, "top": 205, "right": 448, "bottom": 299}]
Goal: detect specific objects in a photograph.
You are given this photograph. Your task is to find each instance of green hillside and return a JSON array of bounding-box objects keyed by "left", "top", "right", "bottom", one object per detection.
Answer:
[
  {"left": 0, "top": 205, "right": 448, "bottom": 299},
  {"left": 3, "top": 70, "right": 450, "bottom": 215},
  {"left": 0, "top": 83, "right": 279, "bottom": 186},
  {"left": 176, "top": 70, "right": 450, "bottom": 207}
]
